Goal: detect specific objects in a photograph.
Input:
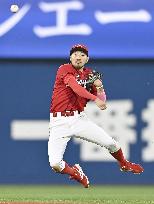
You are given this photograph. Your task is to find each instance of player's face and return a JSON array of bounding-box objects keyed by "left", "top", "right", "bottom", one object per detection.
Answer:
[{"left": 70, "top": 51, "right": 89, "bottom": 70}]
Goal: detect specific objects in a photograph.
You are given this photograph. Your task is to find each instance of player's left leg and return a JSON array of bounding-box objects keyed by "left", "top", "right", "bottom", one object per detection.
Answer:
[
  {"left": 111, "top": 148, "right": 144, "bottom": 174},
  {"left": 72, "top": 112, "right": 144, "bottom": 174}
]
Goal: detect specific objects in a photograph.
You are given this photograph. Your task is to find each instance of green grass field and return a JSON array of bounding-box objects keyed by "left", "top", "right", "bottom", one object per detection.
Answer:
[{"left": 0, "top": 185, "right": 154, "bottom": 204}]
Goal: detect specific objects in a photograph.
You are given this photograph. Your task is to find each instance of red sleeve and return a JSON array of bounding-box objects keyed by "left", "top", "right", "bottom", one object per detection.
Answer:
[
  {"left": 90, "top": 84, "right": 97, "bottom": 96},
  {"left": 64, "top": 74, "right": 97, "bottom": 101}
]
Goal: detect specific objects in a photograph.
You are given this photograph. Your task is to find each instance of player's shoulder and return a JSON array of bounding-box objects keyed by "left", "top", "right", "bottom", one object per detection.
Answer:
[
  {"left": 58, "top": 63, "right": 74, "bottom": 72},
  {"left": 56, "top": 63, "right": 74, "bottom": 79},
  {"left": 58, "top": 63, "right": 72, "bottom": 70}
]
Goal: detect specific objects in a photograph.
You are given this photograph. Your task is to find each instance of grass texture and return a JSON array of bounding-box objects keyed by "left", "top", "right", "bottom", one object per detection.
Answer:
[{"left": 0, "top": 185, "right": 154, "bottom": 204}]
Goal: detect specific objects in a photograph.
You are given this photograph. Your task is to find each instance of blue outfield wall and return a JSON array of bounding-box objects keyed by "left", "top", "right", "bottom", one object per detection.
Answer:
[
  {"left": 0, "top": 59, "right": 154, "bottom": 184},
  {"left": 0, "top": 0, "right": 154, "bottom": 58}
]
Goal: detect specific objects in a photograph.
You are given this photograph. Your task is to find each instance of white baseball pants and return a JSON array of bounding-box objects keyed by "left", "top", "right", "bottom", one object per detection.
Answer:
[{"left": 48, "top": 111, "right": 120, "bottom": 170}]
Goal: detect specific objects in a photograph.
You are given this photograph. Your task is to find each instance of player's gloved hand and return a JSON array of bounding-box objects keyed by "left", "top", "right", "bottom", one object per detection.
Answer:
[
  {"left": 86, "top": 70, "right": 103, "bottom": 91},
  {"left": 87, "top": 70, "right": 102, "bottom": 84},
  {"left": 95, "top": 98, "right": 107, "bottom": 110}
]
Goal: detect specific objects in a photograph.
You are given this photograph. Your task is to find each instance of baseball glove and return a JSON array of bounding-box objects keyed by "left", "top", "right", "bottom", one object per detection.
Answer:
[
  {"left": 86, "top": 70, "right": 103, "bottom": 91},
  {"left": 87, "top": 70, "right": 102, "bottom": 84}
]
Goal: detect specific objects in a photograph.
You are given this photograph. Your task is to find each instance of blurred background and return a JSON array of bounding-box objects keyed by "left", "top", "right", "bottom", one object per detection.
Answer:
[{"left": 0, "top": 0, "right": 154, "bottom": 185}]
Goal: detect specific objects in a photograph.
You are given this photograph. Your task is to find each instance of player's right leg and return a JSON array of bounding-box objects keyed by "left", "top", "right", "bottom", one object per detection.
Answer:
[
  {"left": 48, "top": 117, "right": 89, "bottom": 188},
  {"left": 48, "top": 135, "right": 70, "bottom": 172},
  {"left": 48, "top": 136, "right": 89, "bottom": 188}
]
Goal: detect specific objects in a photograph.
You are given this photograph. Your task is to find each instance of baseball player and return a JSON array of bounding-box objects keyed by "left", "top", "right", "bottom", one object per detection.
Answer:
[{"left": 48, "top": 44, "right": 144, "bottom": 188}]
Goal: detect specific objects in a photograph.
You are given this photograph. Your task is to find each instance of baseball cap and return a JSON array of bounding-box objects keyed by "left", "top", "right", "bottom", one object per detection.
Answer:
[{"left": 70, "top": 44, "right": 88, "bottom": 56}]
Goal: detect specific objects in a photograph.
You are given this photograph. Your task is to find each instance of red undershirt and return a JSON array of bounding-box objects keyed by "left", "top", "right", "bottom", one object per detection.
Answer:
[{"left": 64, "top": 74, "right": 97, "bottom": 101}]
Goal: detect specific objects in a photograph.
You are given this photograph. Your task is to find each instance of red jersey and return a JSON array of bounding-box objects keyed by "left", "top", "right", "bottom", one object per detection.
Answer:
[{"left": 50, "top": 63, "right": 97, "bottom": 112}]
